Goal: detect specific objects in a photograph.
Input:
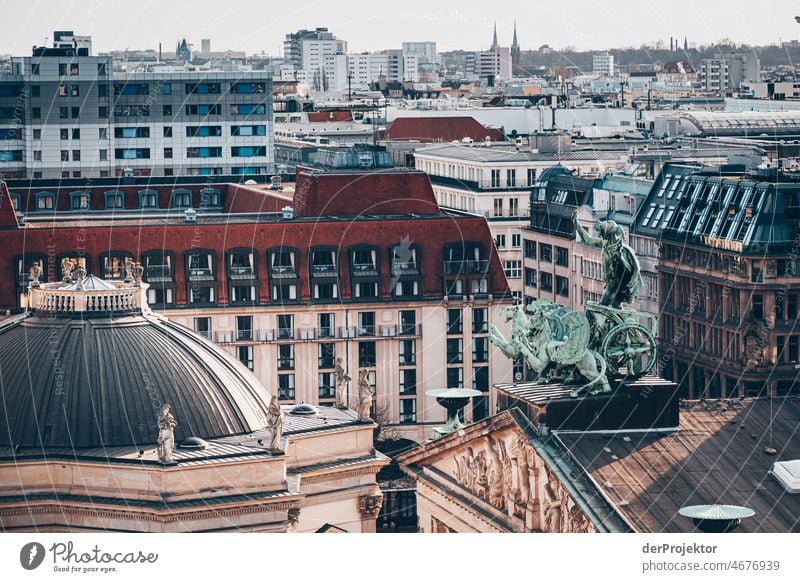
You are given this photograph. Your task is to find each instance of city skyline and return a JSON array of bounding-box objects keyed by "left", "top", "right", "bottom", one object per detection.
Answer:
[{"left": 0, "top": 0, "right": 798, "bottom": 56}]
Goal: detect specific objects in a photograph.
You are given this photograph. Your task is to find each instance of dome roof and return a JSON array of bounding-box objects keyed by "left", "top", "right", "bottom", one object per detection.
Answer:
[{"left": 0, "top": 279, "right": 273, "bottom": 449}]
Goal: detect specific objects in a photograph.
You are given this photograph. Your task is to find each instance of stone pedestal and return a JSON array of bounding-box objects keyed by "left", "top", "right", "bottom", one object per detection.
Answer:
[{"left": 495, "top": 376, "right": 679, "bottom": 432}]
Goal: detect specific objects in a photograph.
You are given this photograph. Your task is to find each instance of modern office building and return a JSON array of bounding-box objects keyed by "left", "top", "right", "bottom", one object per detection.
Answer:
[
  {"left": 0, "top": 32, "right": 273, "bottom": 179},
  {"left": 0, "top": 168, "right": 514, "bottom": 444}
]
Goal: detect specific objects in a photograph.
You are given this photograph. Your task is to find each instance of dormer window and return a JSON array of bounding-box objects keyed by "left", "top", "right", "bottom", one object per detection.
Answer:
[
  {"left": 10, "top": 193, "right": 21, "bottom": 211},
  {"left": 172, "top": 188, "right": 192, "bottom": 209},
  {"left": 104, "top": 189, "right": 124, "bottom": 210},
  {"left": 142, "top": 251, "right": 174, "bottom": 307},
  {"left": 101, "top": 251, "right": 133, "bottom": 279},
  {"left": 391, "top": 243, "right": 421, "bottom": 299},
  {"left": 138, "top": 189, "right": 158, "bottom": 209},
  {"left": 35, "top": 192, "right": 55, "bottom": 211},
  {"left": 350, "top": 246, "right": 380, "bottom": 300},
  {"left": 200, "top": 187, "right": 222, "bottom": 208},
  {"left": 186, "top": 250, "right": 217, "bottom": 305},
  {"left": 269, "top": 248, "right": 298, "bottom": 304},
  {"left": 14, "top": 253, "right": 48, "bottom": 305},
  {"left": 227, "top": 248, "right": 257, "bottom": 304},
  {"left": 69, "top": 191, "right": 91, "bottom": 211},
  {"left": 310, "top": 248, "right": 338, "bottom": 302}
]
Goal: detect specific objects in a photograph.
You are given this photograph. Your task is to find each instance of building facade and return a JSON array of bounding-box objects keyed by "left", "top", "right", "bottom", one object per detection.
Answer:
[
  {"left": 0, "top": 169, "right": 514, "bottom": 444},
  {"left": 0, "top": 34, "right": 273, "bottom": 179},
  {"left": 631, "top": 163, "right": 800, "bottom": 399},
  {"left": 699, "top": 53, "right": 761, "bottom": 93}
]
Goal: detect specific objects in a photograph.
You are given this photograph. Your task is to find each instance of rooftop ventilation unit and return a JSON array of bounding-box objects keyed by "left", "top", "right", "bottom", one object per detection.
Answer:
[
  {"left": 771, "top": 459, "right": 800, "bottom": 493},
  {"left": 184, "top": 208, "right": 197, "bottom": 223},
  {"left": 282, "top": 206, "right": 294, "bottom": 219}
]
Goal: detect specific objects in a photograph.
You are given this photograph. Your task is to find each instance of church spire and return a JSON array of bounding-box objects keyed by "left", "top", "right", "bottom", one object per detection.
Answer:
[
  {"left": 492, "top": 22, "right": 498, "bottom": 50},
  {"left": 512, "top": 22, "right": 519, "bottom": 50}
]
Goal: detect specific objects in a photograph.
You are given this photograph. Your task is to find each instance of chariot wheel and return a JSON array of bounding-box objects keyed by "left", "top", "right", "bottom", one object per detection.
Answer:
[{"left": 601, "top": 322, "right": 656, "bottom": 379}]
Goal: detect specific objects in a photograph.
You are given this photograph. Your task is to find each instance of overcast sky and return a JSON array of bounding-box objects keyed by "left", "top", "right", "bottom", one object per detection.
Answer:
[{"left": 0, "top": 0, "right": 798, "bottom": 55}]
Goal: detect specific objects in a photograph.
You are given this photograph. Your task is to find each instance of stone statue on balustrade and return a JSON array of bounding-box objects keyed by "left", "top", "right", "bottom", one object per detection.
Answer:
[
  {"left": 357, "top": 369, "right": 372, "bottom": 421},
  {"left": 334, "top": 357, "right": 351, "bottom": 408},
  {"left": 157, "top": 403, "right": 177, "bottom": 464},
  {"left": 28, "top": 261, "right": 42, "bottom": 287},
  {"left": 265, "top": 394, "right": 283, "bottom": 451}
]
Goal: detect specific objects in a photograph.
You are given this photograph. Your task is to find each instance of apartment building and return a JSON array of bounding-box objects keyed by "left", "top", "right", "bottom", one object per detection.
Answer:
[{"left": 0, "top": 34, "right": 273, "bottom": 179}]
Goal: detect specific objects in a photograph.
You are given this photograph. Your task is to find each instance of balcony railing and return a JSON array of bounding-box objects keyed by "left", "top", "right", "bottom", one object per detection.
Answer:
[
  {"left": 235, "top": 329, "right": 253, "bottom": 341},
  {"left": 145, "top": 265, "right": 172, "bottom": 282},
  {"left": 443, "top": 260, "right": 489, "bottom": 275},
  {"left": 228, "top": 265, "right": 255, "bottom": 278},
  {"left": 352, "top": 262, "right": 377, "bottom": 273},
  {"left": 391, "top": 261, "right": 419, "bottom": 275},
  {"left": 311, "top": 264, "right": 337, "bottom": 275},
  {"left": 188, "top": 267, "right": 213, "bottom": 279}
]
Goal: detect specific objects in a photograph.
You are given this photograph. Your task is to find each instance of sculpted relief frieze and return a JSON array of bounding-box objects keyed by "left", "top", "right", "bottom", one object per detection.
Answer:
[{"left": 452, "top": 431, "right": 595, "bottom": 533}]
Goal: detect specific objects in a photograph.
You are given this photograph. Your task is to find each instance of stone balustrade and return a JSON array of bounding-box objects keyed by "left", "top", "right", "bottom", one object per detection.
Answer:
[{"left": 27, "top": 283, "right": 148, "bottom": 314}]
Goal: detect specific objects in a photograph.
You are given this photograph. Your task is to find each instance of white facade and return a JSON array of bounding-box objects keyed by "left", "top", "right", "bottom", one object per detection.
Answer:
[
  {"left": 301, "top": 39, "right": 348, "bottom": 92},
  {"left": 473, "top": 47, "right": 512, "bottom": 80},
  {"left": 402, "top": 41, "right": 438, "bottom": 64},
  {"left": 592, "top": 52, "right": 615, "bottom": 76}
]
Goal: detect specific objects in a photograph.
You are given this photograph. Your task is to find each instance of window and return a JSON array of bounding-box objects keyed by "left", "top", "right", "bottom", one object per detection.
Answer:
[
  {"left": 504, "top": 260, "right": 522, "bottom": 279},
  {"left": 114, "top": 126, "right": 150, "bottom": 138},
  {"left": 277, "top": 314, "right": 294, "bottom": 340},
  {"left": 104, "top": 190, "right": 124, "bottom": 209},
  {"left": 540, "top": 272, "right": 553, "bottom": 291},
  {"left": 99, "top": 106, "right": 108, "bottom": 118},
  {"left": 230, "top": 103, "right": 267, "bottom": 115},
  {"left": 319, "top": 343, "right": 335, "bottom": 369},
  {"left": 161, "top": 83, "right": 171, "bottom": 95},
  {"left": 138, "top": 189, "right": 158, "bottom": 209},
  {"left": 60, "top": 128, "right": 69, "bottom": 140},
  {"left": 35, "top": 192, "right": 55, "bottom": 210},
  {"left": 231, "top": 125, "right": 267, "bottom": 136},
  {"left": 114, "top": 83, "right": 150, "bottom": 96},
  {"left": 60, "top": 107, "right": 68, "bottom": 119},
  {"left": 72, "top": 149, "right": 80, "bottom": 161},
  {"left": 69, "top": 191, "right": 90, "bottom": 210},
  {"left": 506, "top": 169, "right": 516, "bottom": 187},
  {"left": 399, "top": 340, "right": 416, "bottom": 365},
  {"left": 186, "top": 147, "right": 222, "bottom": 158},
  {"left": 447, "top": 367, "right": 463, "bottom": 389},
  {"left": 278, "top": 344, "right": 294, "bottom": 369},
  {"left": 539, "top": 244, "right": 552, "bottom": 262},
  {"left": 230, "top": 82, "right": 266, "bottom": 94},
  {"left": 98, "top": 85, "right": 107, "bottom": 97},
  {"left": 186, "top": 126, "right": 222, "bottom": 137},
  {"left": 319, "top": 372, "right": 336, "bottom": 399},
  {"left": 473, "top": 337, "right": 489, "bottom": 362},
  {"left": 114, "top": 148, "right": 150, "bottom": 159},
  {"left": 164, "top": 147, "right": 173, "bottom": 159},
  {"left": 311, "top": 248, "right": 337, "bottom": 274},
  {"left": 525, "top": 268, "right": 537, "bottom": 287},
  {"left": 473, "top": 308, "right": 488, "bottom": 334},
  {"left": 400, "top": 310, "right": 416, "bottom": 336},
  {"left": 172, "top": 189, "right": 191, "bottom": 208},
  {"left": 99, "top": 149, "right": 108, "bottom": 161},
  {"left": 447, "top": 338, "right": 463, "bottom": 364},
  {"left": 163, "top": 126, "right": 172, "bottom": 138},
  {"left": 753, "top": 294, "right": 763, "bottom": 319},
  {"left": 491, "top": 169, "right": 501, "bottom": 188},
  {"left": 400, "top": 370, "right": 417, "bottom": 396},
  {"left": 447, "top": 309, "right": 463, "bottom": 334},
  {"left": 313, "top": 281, "right": 338, "bottom": 301},
  {"left": 399, "top": 399, "right": 416, "bottom": 423},
  {"left": 556, "top": 275, "right": 569, "bottom": 297},
  {"left": 200, "top": 188, "right": 222, "bottom": 208},
  {"left": 318, "top": 314, "right": 335, "bottom": 338},
  {"left": 512, "top": 234, "right": 521, "bottom": 248},
  {"left": 31, "top": 63, "right": 39, "bottom": 75},
  {"left": 496, "top": 234, "right": 506, "bottom": 249},
  {"left": 33, "top": 150, "right": 41, "bottom": 161},
  {"left": 185, "top": 104, "right": 221, "bottom": 115},
  {"left": 228, "top": 249, "right": 255, "bottom": 278},
  {"left": 527, "top": 168, "right": 536, "bottom": 186},
  {"left": 163, "top": 105, "right": 172, "bottom": 117},
  {"left": 359, "top": 341, "right": 376, "bottom": 367},
  {"left": 32, "top": 107, "right": 41, "bottom": 119},
  {"left": 237, "top": 346, "right": 254, "bottom": 370},
  {"left": 101, "top": 252, "right": 133, "bottom": 279},
  {"left": 71, "top": 107, "right": 79, "bottom": 118},
  {"left": 185, "top": 82, "right": 221, "bottom": 94},
  {"left": 493, "top": 198, "right": 503, "bottom": 216},
  {"left": 555, "top": 246, "right": 569, "bottom": 267},
  {"left": 142, "top": 251, "right": 173, "bottom": 282},
  {"left": 394, "top": 280, "right": 419, "bottom": 298},
  {"left": 278, "top": 374, "right": 295, "bottom": 400},
  {"left": 358, "top": 312, "right": 375, "bottom": 336},
  {"left": 524, "top": 240, "right": 537, "bottom": 259},
  {"left": 231, "top": 146, "right": 267, "bottom": 157}
]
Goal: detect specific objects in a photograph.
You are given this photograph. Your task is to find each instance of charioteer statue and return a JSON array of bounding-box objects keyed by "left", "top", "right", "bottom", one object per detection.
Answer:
[{"left": 489, "top": 206, "right": 656, "bottom": 397}]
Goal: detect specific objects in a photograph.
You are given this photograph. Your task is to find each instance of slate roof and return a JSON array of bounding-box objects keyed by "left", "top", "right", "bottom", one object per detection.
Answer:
[
  {"left": 557, "top": 397, "right": 800, "bottom": 532},
  {"left": 0, "top": 311, "right": 273, "bottom": 449}
]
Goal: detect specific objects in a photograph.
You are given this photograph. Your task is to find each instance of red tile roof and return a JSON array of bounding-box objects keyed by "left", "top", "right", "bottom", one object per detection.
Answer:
[
  {"left": 382, "top": 116, "right": 506, "bottom": 143},
  {"left": 307, "top": 111, "right": 354, "bottom": 122},
  {"left": 293, "top": 168, "right": 441, "bottom": 217}
]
